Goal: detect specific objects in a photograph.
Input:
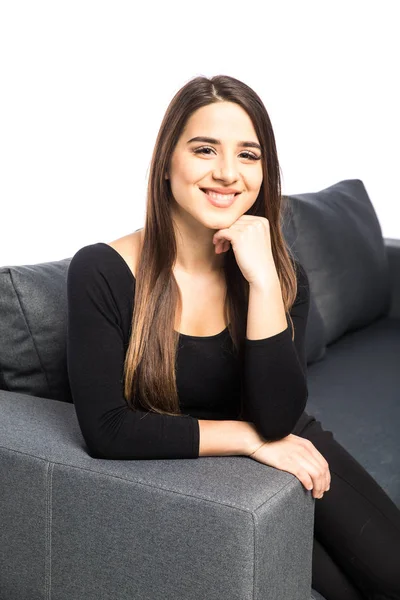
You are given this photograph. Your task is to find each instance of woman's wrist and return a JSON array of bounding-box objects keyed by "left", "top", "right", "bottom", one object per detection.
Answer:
[
  {"left": 240, "top": 421, "right": 265, "bottom": 456},
  {"left": 248, "top": 440, "right": 266, "bottom": 458}
]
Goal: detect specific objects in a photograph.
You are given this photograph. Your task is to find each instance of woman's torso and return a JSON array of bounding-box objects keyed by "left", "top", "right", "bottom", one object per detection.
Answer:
[{"left": 105, "top": 229, "right": 229, "bottom": 338}]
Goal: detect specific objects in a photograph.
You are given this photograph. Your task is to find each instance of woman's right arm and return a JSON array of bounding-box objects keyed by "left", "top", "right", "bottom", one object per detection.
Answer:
[
  {"left": 67, "top": 245, "right": 261, "bottom": 461},
  {"left": 67, "top": 246, "right": 201, "bottom": 460},
  {"left": 198, "top": 419, "right": 261, "bottom": 457}
]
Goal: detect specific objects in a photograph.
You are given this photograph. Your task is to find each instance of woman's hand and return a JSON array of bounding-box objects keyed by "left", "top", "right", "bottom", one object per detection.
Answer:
[
  {"left": 212, "top": 215, "right": 277, "bottom": 288},
  {"left": 248, "top": 433, "right": 331, "bottom": 500}
]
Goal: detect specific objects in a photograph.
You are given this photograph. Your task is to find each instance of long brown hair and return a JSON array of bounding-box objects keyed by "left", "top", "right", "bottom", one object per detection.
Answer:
[{"left": 123, "top": 74, "right": 299, "bottom": 418}]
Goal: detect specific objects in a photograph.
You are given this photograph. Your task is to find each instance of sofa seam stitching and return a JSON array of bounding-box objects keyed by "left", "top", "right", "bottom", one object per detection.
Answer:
[
  {"left": 44, "top": 461, "right": 53, "bottom": 599},
  {"left": 1, "top": 445, "right": 283, "bottom": 514},
  {"left": 252, "top": 512, "right": 256, "bottom": 600}
]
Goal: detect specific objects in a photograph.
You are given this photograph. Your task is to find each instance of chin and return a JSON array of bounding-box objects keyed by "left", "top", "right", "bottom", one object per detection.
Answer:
[{"left": 207, "top": 216, "right": 237, "bottom": 230}]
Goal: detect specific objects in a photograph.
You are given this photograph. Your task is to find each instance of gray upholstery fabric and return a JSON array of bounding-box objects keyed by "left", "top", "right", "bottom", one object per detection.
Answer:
[
  {"left": 307, "top": 314, "right": 400, "bottom": 506},
  {"left": 386, "top": 237, "right": 400, "bottom": 320},
  {"left": 282, "top": 199, "right": 328, "bottom": 366},
  {"left": 0, "top": 391, "right": 315, "bottom": 599},
  {"left": 283, "top": 178, "right": 392, "bottom": 346},
  {"left": 0, "top": 257, "right": 72, "bottom": 403}
]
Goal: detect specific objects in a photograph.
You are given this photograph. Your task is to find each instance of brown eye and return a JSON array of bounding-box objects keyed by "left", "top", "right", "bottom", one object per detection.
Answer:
[
  {"left": 193, "top": 147, "right": 260, "bottom": 161},
  {"left": 240, "top": 151, "right": 261, "bottom": 161}
]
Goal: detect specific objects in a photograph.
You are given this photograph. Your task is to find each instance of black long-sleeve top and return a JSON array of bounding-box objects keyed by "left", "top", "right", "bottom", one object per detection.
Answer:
[{"left": 66, "top": 242, "right": 310, "bottom": 460}]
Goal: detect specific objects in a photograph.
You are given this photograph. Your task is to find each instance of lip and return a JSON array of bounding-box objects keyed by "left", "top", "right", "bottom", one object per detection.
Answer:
[
  {"left": 201, "top": 187, "right": 241, "bottom": 195},
  {"left": 202, "top": 189, "right": 238, "bottom": 208}
]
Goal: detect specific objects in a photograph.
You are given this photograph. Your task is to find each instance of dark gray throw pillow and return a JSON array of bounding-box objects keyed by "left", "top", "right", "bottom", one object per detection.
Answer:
[
  {"left": 0, "top": 257, "right": 73, "bottom": 403},
  {"left": 283, "top": 178, "right": 391, "bottom": 346}
]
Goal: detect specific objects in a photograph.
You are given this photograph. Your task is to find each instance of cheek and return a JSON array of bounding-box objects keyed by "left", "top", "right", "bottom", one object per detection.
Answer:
[
  {"left": 251, "top": 167, "right": 264, "bottom": 189},
  {"left": 174, "top": 151, "right": 203, "bottom": 177},
  {"left": 169, "top": 167, "right": 192, "bottom": 195},
  {"left": 244, "top": 170, "right": 263, "bottom": 196},
  {"left": 240, "top": 165, "right": 263, "bottom": 192},
  {"left": 185, "top": 160, "right": 208, "bottom": 182},
  {"left": 249, "top": 177, "right": 263, "bottom": 201}
]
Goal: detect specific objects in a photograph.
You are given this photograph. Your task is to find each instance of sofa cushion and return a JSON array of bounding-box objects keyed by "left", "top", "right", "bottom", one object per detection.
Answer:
[
  {"left": 282, "top": 212, "right": 327, "bottom": 367},
  {"left": 303, "top": 298, "right": 327, "bottom": 366},
  {"left": 306, "top": 314, "right": 400, "bottom": 507},
  {"left": 283, "top": 179, "right": 391, "bottom": 346},
  {"left": 0, "top": 257, "right": 73, "bottom": 403}
]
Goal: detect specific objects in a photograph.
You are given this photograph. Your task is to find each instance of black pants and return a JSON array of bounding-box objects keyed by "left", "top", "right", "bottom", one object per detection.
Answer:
[{"left": 292, "top": 411, "right": 400, "bottom": 600}]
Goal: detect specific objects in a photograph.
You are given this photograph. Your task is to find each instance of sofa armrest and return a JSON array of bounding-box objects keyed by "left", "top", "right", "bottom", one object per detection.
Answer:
[
  {"left": 384, "top": 238, "right": 400, "bottom": 320},
  {"left": 0, "top": 391, "right": 315, "bottom": 600}
]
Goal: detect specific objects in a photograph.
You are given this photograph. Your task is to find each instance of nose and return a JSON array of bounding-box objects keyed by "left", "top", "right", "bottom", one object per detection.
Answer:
[{"left": 212, "top": 153, "right": 240, "bottom": 183}]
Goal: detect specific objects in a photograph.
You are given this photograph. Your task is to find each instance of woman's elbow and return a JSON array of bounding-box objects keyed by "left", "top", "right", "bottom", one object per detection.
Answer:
[
  {"left": 256, "top": 388, "right": 308, "bottom": 441},
  {"left": 79, "top": 427, "right": 116, "bottom": 459},
  {"left": 83, "top": 436, "right": 110, "bottom": 459}
]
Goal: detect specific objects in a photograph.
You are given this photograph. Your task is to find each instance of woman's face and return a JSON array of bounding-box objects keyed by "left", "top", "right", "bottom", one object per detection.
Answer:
[{"left": 166, "top": 101, "right": 264, "bottom": 231}]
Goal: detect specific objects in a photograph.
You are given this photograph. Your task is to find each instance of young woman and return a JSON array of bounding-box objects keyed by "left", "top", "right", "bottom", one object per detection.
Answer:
[{"left": 67, "top": 74, "right": 400, "bottom": 600}]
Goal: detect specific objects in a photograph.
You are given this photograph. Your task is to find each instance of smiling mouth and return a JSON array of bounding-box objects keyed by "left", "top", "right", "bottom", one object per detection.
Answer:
[
  {"left": 200, "top": 189, "right": 240, "bottom": 209},
  {"left": 200, "top": 189, "right": 242, "bottom": 198}
]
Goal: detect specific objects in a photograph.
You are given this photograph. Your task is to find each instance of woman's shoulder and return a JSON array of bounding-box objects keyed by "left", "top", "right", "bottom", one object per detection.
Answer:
[
  {"left": 70, "top": 230, "right": 142, "bottom": 279},
  {"left": 68, "top": 232, "right": 142, "bottom": 293},
  {"left": 68, "top": 241, "right": 112, "bottom": 277},
  {"left": 103, "top": 231, "right": 142, "bottom": 279}
]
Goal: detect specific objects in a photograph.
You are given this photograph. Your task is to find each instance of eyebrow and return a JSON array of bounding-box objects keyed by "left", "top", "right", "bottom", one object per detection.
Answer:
[{"left": 187, "top": 136, "right": 262, "bottom": 151}]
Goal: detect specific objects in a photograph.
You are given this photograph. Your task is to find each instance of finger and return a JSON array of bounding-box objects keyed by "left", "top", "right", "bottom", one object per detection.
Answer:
[
  {"left": 288, "top": 435, "right": 328, "bottom": 495},
  {"left": 293, "top": 467, "right": 314, "bottom": 492},
  {"left": 276, "top": 456, "right": 313, "bottom": 491},
  {"left": 278, "top": 454, "right": 314, "bottom": 493},
  {"left": 296, "top": 453, "right": 327, "bottom": 498},
  {"left": 215, "top": 241, "right": 230, "bottom": 254},
  {"left": 301, "top": 440, "right": 331, "bottom": 492},
  {"left": 301, "top": 439, "right": 328, "bottom": 471},
  {"left": 213, "top": 230, "right": 232, "bottom": 245}
]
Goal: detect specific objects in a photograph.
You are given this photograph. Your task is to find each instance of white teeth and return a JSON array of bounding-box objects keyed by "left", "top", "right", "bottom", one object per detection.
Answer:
[{"left": 205, "top": 190, "right": 236, "bottom": 201}]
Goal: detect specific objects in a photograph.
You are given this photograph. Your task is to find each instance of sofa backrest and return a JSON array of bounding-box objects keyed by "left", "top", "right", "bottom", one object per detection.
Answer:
[{"left": 283, "top": 178, "right": 391, "bottom": 346}]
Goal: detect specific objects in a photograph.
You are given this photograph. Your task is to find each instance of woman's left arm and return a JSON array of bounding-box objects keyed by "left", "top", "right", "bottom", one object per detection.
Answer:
[{"left": 242, "top": 261, "right": 310, "bottom": 440}]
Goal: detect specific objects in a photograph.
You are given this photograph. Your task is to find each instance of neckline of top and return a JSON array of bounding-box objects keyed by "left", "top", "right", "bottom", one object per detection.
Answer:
[{"left": 95, "top": 242, "right": 230, "bottom": 341}]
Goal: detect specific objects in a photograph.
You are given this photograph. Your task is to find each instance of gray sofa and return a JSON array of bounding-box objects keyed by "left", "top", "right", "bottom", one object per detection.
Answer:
[{"left": 0, "top": 179, "right": 398, "bottom": 600}]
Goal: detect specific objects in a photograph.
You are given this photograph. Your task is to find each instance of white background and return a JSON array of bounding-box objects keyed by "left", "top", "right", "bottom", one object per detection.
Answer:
[{"left": 1, "top": 0, "right": 399, "bottom": 266}]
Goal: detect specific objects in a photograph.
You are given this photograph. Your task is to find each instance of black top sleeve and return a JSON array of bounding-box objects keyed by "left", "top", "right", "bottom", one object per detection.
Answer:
[
  {"left": 66, "top": 246, "right": 200, "bottom": 460},
  {"left": 242, "top": 261, "right": 310, "bottom": 440}
]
